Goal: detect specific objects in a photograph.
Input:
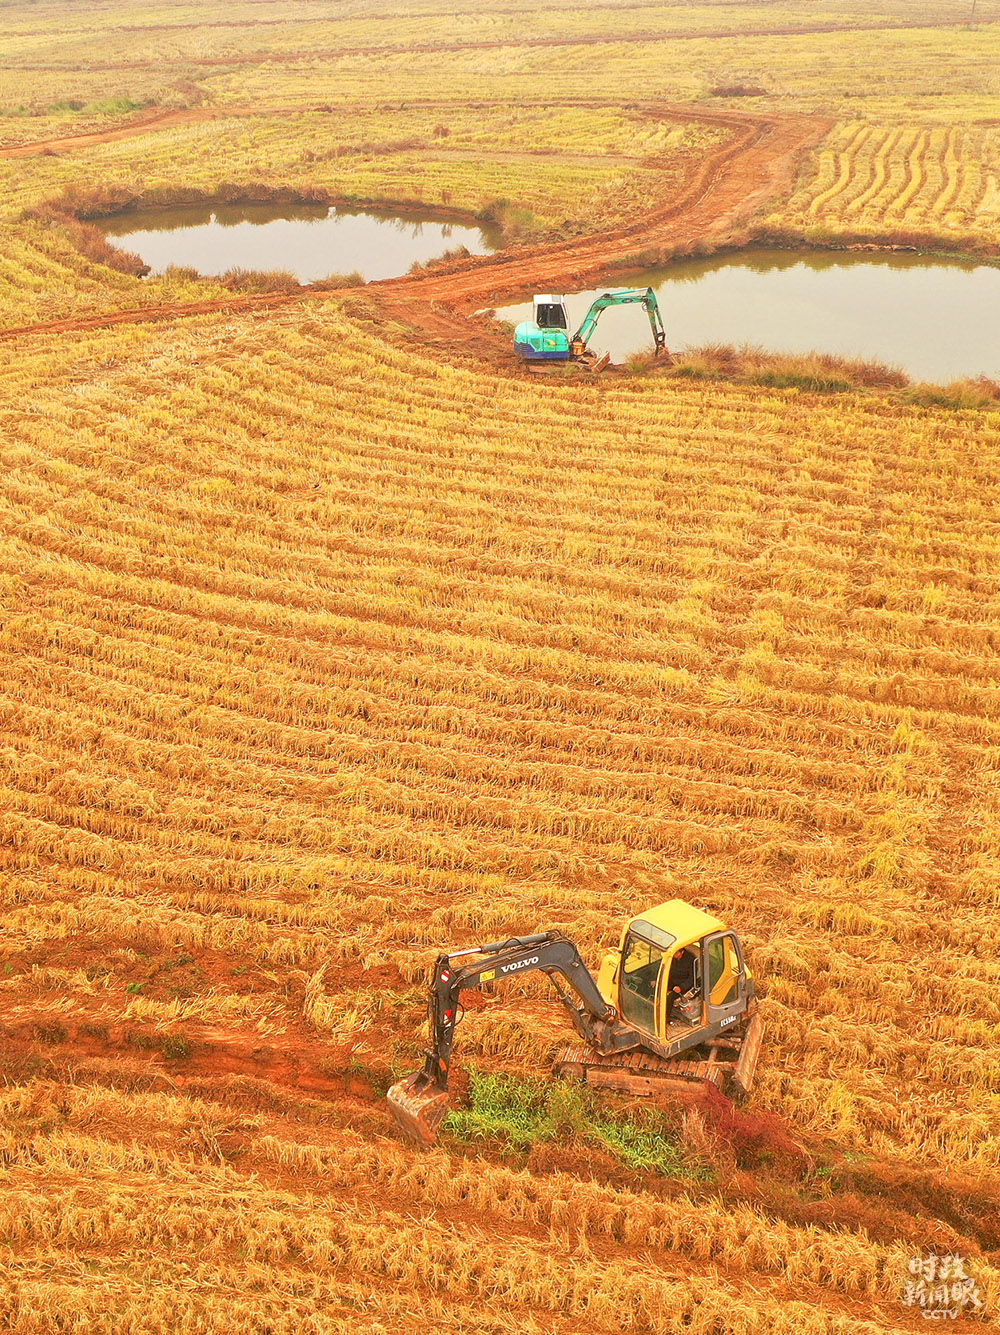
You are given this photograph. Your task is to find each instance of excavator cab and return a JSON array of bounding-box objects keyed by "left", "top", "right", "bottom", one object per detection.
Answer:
[
  {"left": 598, "top": 900, "right": 753, "bottom": 1043},
  {"left": 513, "top": 295, "right": 572, "bottom": 361}
]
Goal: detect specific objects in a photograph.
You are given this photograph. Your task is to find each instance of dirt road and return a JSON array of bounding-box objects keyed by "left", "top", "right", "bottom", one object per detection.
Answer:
[
  {"left": 0, "top": 106, "right": 217, "bottom": 159},
  {"left": 0, "top": 105, "right": 830, "bottom": 352},
  {"left": 375, "top": 108, "right": 830, "bottom": 337}
]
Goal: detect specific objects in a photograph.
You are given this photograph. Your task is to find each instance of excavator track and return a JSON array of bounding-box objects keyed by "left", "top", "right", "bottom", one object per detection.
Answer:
[
  {"left": 555, "top": 1044, "right": 729, "bottom": 1096},
  {"left": 555, "top": 1008, "right": 763, "bottom": 1101}
]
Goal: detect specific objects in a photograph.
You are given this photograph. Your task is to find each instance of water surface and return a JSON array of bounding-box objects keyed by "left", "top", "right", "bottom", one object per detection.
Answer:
[
  {"left": 100, "top": 201, "right": 504, "bottom": 283},
  {"left": 498, "top": 249, "right": 1000, "bottom": 383}
]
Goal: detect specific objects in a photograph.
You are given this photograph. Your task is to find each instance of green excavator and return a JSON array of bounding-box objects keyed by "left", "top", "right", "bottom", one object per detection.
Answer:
[{"left": 513, "top": 287, "right": 667, "bottom": 366}]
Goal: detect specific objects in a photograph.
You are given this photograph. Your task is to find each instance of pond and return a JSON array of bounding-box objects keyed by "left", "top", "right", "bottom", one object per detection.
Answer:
[
  {"left": 497, "top": 249, "right": 1000, "bottom": 384},
  {"left": 98, "top": 201, "right": 504, "bottom": 283}
]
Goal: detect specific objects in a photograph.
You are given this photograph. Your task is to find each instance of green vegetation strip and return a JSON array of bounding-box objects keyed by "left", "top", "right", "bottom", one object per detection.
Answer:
[{"left": 446, "top": 1071, "right": 709, "bottom": 1179}]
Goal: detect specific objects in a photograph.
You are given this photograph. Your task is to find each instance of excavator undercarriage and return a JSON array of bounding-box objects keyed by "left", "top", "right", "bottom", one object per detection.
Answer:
[{"left": 556, "top": 1001, "right": 763, "bottom": 1099}]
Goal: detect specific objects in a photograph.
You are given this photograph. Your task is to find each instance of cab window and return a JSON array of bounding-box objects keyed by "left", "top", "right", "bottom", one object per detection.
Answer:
[
  {"left": 536, "top": 303, "right": 567, "bottom": 329},
  {"left": 707, "top": 938, "right": 724, "bottom": 989},
  {"left": 707, "top": 934, "right": 739, "bottom": 1007},
  {"left": 618, "top": 933, "right": 663, "bottom": 1033}
]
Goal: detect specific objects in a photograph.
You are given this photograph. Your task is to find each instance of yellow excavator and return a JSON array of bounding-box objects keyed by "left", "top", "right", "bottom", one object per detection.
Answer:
[{"left": 388, "top": 900, "right": 764, "bottom": 1147}]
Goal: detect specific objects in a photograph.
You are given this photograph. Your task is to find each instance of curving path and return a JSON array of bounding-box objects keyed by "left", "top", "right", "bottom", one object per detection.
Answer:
[
  {"left": 0, "top": 103, "right": 830, "bottom": 351},
  {"left": 374, "top": 106, "right": 831, "bottom": 352},
  {"left": 0, "top": 106, "right": 217, "bottom": 158}
]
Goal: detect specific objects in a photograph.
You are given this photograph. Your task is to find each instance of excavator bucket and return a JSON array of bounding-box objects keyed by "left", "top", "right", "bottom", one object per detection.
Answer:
[{"left": 386, "top": 1073, "right": 451, "bottom": 1148}]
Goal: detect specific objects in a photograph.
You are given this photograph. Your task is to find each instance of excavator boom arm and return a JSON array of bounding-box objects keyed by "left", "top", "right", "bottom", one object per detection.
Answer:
[
  {"left": 423, "top": 931, "right": 627, "bottom": 1088},
  {"left": 388, "top": 930, "right": 640, "bottom": 1146},
  {"left": 573, "top": 287, "right": 667, "bottom": 356}
]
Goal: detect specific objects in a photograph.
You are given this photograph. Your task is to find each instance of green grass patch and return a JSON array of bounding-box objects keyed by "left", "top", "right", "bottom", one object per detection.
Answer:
[
  {"left": 446, "top": 1070, "right": 703, "bottom": 1178},
  {"left": 749, "top": 370, "right": 854, "bottom": 393},
  {"left": 588, "top": 1110, "right": 691, "bottom": 1174},
  {"left": 1, "top": 97, "right": 147, "bottom": 120},
  {"left": 160, "top": 1035, "right": 191, "bottom": 1060},
  {"left": 479, "top": 198, "right": 539, "bottom": 241},
  {"left": 82, "top": 97, "right": 147, "bottom": 117},
  {"left": 446, "top": 1071, "right": 548, "bottom": 1147}
]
